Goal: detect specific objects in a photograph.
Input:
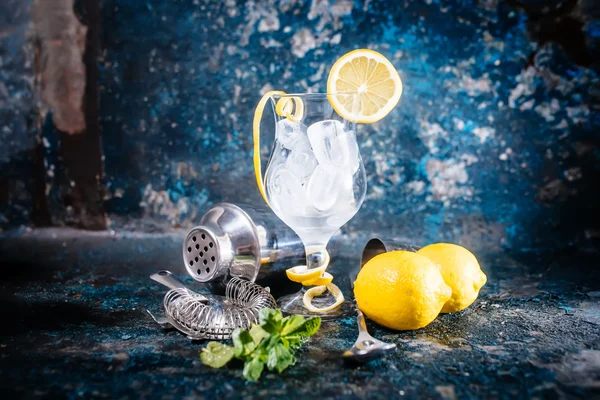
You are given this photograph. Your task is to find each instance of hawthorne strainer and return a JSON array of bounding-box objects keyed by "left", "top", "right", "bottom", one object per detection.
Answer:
[{"left": 148, "top": 270, "right": 276, "bottom": 340}]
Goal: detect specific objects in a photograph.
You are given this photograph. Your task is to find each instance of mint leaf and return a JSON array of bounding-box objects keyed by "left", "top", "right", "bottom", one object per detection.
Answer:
[
  {"left": 243, "top": 356, "right": 265, "bottom": 382},
  {"left": 249, "top": 324, "right": 270, "bottom": 345},
  {"left": 294, "top": 317, "right": 321, "bottom": 338},
  {"left": 280, "top": 315, "right": 306, "bottom": 336},
  {"left": 267, "top": 343, "right": 295, "bottom": 373},
  {"left": 283, "top": 317, "right": 321, "bottom": 350},
  {"left": 199, "top": 310, "right": 321, "bottom": 382},
  {"left": 200, "top": 342, "right": 235, "bottom": 368},
  {"left": 232, "top": 328, "right": 256, "bottom": 358},
  {"left": 259, "top": 308, "right": 283, "bottom": 334},
  {"left": 258, "top": 308, "right": 281, "bottom": 324},
  {"left": 282, "top": 334, "right": 304, "bottom": 350}
]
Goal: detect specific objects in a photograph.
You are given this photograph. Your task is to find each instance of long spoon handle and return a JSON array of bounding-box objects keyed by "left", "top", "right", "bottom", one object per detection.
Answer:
[{"left": 356, "top": 310, "right": 375, "bottom": 342}]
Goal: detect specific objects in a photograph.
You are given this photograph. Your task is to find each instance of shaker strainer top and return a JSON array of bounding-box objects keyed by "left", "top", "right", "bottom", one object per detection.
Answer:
[
  {"left": 183, "top": 228, "right": 220, "bottom": 281},
  {"left": 183, "top": 203, "right": 262, "bottom": 283}
]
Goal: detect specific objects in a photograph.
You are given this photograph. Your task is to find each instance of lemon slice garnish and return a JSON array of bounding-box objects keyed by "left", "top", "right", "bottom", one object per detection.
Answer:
[
  {"left": 285, "top": 264, "right": 328, "bottom": 284},
  {"left": 303, "top": 283, "right": 345, "bottom": 313},
  {"left": 302, "top": 272, "right": 334, "bottom": 286},
  {"left": 327, "top": 49, "right": 403, "bottom": 124},
  {"left": 285, "top": 248, "right": 331, "bottom": 285},
  {"left": 275, "top": 96, "right": 304, "bottom": 123}
]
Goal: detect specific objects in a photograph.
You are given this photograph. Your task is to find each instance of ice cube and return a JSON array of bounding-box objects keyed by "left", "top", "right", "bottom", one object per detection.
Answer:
[
  {"left": 285, "top": 144, "right": 318, "bottom": 183},
  {"left": 267, "top": 166, "right": 310, "bottom": 214},
  {"left": 307, "top": 120, "right": 359, "bottom": 172},
  {"left": 326, "top": 170, "right": 357, "bottom": 227},
  {"left": 334, "top": 169, "right": 355, "bottom": 209},
  {"left": 276, "top": 119, "right": 308, "bottom": 150},
  {"left": 332, "top": 130, "right": 360, "bottom": 174},
  {"left": 307, "top": 164, "right": 345, "bottom": 212},
  {"left": 307, "top": 120, "right": 341, "bottom": 165}
]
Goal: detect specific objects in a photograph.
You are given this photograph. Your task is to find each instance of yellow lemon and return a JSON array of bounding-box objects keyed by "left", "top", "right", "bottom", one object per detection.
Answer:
[
  {"left": 354, "top": 251, "right": 452, "bottom": 331},
  {"left": 327, "top": 49, "right": 403, "bottom": 123},
  {"left": 417, "top": 243, "right": 487, "bottom": 313}
]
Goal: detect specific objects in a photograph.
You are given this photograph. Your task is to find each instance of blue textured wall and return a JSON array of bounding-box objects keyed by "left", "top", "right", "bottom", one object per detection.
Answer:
[
  {"left": 2, "top": 0, "right": 599, "bottom": 253},
  {"left": 0, "top": 0, "right": 35, "bottom": 227}
]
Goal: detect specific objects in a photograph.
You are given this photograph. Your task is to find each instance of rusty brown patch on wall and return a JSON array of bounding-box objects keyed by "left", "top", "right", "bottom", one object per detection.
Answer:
[{"left": 32, "top": 0, "right": 87, "bottom": 134}]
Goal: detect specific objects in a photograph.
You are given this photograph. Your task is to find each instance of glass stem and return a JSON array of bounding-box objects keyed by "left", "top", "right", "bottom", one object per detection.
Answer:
[
  {"left": 298, "top": 245, "right": 329, "bottom": 294},
  {"left": 304, "top": 244, "right": 330, "bottom": 271},
  {"left": 296, "top": 245, "right": 331, "bottom": 298}
]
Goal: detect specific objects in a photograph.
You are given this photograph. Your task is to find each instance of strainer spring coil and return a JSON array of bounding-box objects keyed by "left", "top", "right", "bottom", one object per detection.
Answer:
[{"left": 163, "top": 277, "right": 277, "bottom": 340}]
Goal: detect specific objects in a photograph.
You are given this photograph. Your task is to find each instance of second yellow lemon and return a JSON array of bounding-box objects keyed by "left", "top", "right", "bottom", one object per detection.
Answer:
[
  {"left": 417, "top": 243, "right": 487, "bottom": 313},
  {"left": 354, "top": 251, "right": 452, "bottom": 331}
]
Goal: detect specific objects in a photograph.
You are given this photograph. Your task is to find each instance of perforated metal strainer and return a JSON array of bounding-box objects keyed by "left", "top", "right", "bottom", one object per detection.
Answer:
[{"left": 183, "top": 229, "right": 220, "bottom": 281}]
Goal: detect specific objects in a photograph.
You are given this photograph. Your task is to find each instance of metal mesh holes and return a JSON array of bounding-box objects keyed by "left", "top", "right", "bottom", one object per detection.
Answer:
[{"left": 184, "top": 228, "right": 218, "bottom": 281}]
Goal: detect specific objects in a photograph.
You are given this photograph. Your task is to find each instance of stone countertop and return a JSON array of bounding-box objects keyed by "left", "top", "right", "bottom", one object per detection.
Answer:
[{"left": 0, "top": 228, "right": 599, "bottom": 399}]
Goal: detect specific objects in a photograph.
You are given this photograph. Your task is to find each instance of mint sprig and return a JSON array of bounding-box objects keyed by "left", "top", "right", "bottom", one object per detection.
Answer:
[{"left": 200, "top": 308, "right": 321, "bottom": 381}]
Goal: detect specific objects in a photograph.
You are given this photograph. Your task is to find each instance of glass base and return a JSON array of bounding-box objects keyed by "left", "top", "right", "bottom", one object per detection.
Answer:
[{"left": 278, "top": 288, "right": 355, "bottom": 320}]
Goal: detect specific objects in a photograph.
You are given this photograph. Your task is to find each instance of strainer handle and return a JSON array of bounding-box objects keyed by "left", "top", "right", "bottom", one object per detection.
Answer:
[
  {"left": 150, "top": 270, "right": 189, "bottom": 290},
  {"left": 151, "top": 270, "right": 209, "bottom": 303}
]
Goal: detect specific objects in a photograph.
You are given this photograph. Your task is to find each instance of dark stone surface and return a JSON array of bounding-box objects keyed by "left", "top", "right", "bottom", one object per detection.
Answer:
[{"left": 1, "top": 228, "right": 599, "bottom": 398}]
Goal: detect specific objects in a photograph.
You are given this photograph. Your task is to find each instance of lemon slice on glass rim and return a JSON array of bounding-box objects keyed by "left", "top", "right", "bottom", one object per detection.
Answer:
[{"left": 327, "top": 48, "right": 403, "bottom": 124}]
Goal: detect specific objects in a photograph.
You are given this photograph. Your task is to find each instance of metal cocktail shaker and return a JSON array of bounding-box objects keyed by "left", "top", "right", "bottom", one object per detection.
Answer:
[{"left": 183, "top": 203, "right": 305, "bottom": 285}]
